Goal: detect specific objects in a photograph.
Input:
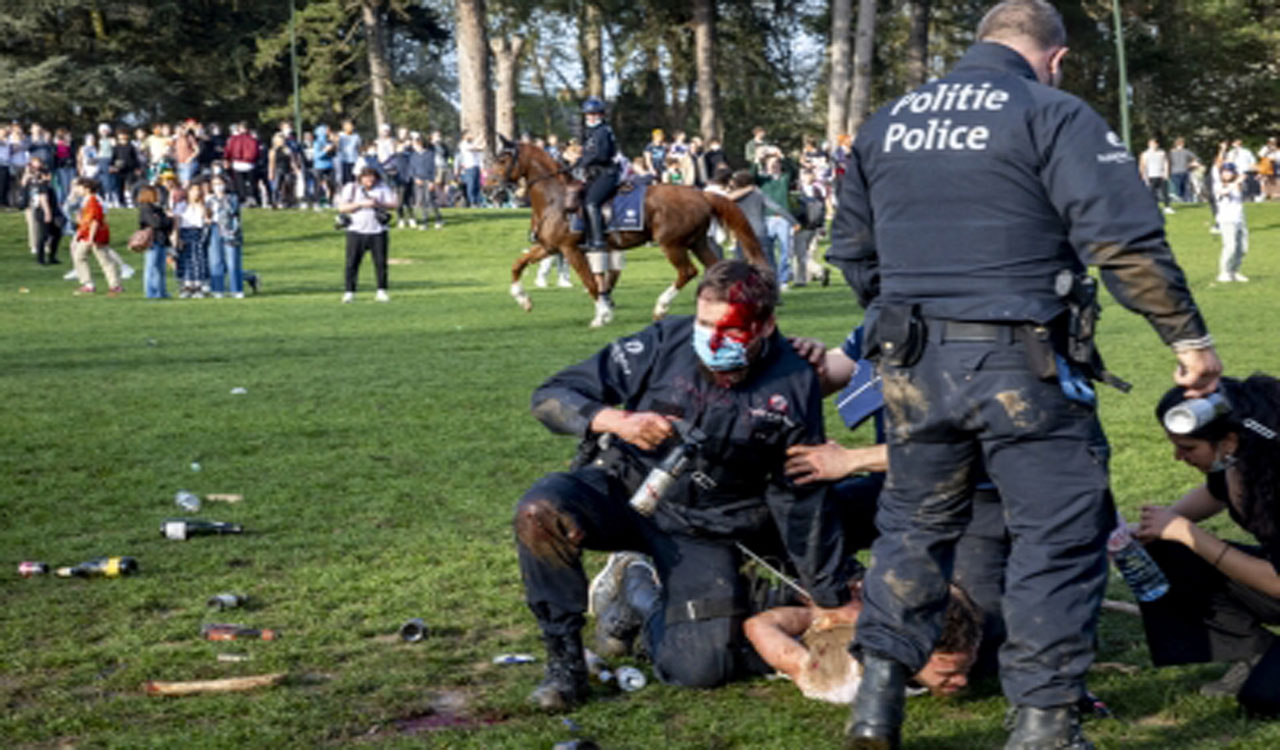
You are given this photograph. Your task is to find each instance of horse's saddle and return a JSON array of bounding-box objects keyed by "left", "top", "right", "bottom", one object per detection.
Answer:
[{"left": 566, "top": 181, "right": 647, "bottom": 234}]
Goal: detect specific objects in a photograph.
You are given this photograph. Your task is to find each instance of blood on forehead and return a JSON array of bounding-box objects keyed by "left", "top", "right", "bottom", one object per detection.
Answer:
[{"left": 709, "top": 281, "right": 764, "bottom": 350}]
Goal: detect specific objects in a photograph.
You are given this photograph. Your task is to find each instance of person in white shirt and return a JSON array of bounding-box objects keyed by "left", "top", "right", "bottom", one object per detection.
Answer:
[
  {"left": 456, "top": 133, "right": 485, "bottom": 207},
  {"left": 174, "top": 181, "right": 211, "bottom": 298},
  {"left": 1140, "top": 138, "right": 1174, "bottom": 215},
  {"left": 1214, "top": 162, "right": 1249, "bottom": 283},
  {"left": 1226, "top": 139, "right": 1260, "bottom": 201},
  {"left": 337, "top": 167, "right": 398, "bottom": 302}
]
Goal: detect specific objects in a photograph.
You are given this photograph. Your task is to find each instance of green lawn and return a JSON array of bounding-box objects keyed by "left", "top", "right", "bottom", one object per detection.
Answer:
[{"left": 2, "top": 202, "right": 1280, "bottom": 749}]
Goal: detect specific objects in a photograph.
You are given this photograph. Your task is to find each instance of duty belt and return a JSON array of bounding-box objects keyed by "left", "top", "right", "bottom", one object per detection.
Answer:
[{"left": 926, "top": 319, "right": 1026, "bottom": 345}]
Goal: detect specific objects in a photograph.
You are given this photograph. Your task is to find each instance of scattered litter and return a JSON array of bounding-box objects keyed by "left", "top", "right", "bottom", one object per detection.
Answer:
[
  {"left": 175, "top": 491, "right": 201, "bottom": 512},
  {"left": 387, "top": 258, "right": 414, "bottom": 265},
  {"left": 18, "top": 561, "right": 50, "bottom": 577},
  {"left": 492, "top": 653, "right": 537, "bottom": 665},
  {"left": 205, "top": 493, "right": 244, "bottom": 504},
  {"left": 145, "top": 338, "right": 158, "bottom": 346},
  {"left": 55, "top": 556, "right": 139, "bottom": 578},
  {"left": 230, "top": 387, "right": 248, "bottom": 395},
  {"left": 216, "top": 653, "right": 251, "bottom": 663},
  {"left": 208, "top": 593, "right": 247, "bottom": 610},
  {"left": 190, "top": 461, "right": 202, "bottom": 472},
  {"left": 162, "top": 519, "right": 243, "bottom": 540},
  {"left": 1101, "top": 599, "right": 1141, "bottom": 617},
  {"left": 202, "top": 623, "right": 279, "bottom": 641},
  {"left": 399, "top": 618, "right": 429, "bottom": 643},
  {"left": 145, "top": 672, "right": 285, "bottom": 696},
  {"left": 18, "top": 287, "right": 30, "bottom": 293},
  {"left": 1091, "top": 661, "right": 1141, "bottom": 676}
]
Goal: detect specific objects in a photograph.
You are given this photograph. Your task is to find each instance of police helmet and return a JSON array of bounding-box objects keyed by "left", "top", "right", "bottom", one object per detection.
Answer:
[{"left": 582, "top": 97, "right": 606, "bottom": 115}]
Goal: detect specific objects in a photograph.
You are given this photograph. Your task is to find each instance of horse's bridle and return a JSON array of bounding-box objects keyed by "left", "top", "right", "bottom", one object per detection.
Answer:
[{"left": 498, "top": 142, "right": 571, "bottom": 188}]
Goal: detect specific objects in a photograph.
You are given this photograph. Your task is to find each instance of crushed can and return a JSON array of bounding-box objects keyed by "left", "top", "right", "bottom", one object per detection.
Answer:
[
  {"left": 202, "top": 623, "right": 279, "bottom": 641},
  {"left": 18, "top": 561, "right": 50, "bottom": 577}
]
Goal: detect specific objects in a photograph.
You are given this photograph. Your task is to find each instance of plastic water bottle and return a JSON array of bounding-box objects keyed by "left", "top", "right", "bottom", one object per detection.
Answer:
[
  {"left": 175, "top": 491, "right": 202, "bottom": 512},
  {"left": 1107, "top": 512, "right": 1169, "bottom": 602}
]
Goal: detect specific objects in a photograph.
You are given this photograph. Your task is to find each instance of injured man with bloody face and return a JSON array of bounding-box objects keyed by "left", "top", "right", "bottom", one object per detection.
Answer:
[{"left": 744, "top": 579, "right": 983, "bottom": 703}]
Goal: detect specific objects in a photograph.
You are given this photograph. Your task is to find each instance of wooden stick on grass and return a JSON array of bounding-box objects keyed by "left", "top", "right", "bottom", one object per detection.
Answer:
[{"left": 145, "top": 673, "right": 285, "bottom": 696}]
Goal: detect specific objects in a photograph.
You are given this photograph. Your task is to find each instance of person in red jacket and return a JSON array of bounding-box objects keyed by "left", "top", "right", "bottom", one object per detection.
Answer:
[
  {"left": 224, "top": 122, "right": 259, "bottom": 205},
  {"left": 70, "top": 177, "right": 123, "bottom": 295}
]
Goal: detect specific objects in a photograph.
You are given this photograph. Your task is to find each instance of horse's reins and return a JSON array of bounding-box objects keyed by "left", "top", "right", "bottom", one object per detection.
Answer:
[{"left": 500, "top": 143, "right": 571, "bottom": 188}]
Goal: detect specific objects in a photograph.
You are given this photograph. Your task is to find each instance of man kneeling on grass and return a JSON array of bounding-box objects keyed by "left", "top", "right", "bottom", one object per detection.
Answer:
[{"left": 513, "top": 260, "right": 852, "bottom": 711}]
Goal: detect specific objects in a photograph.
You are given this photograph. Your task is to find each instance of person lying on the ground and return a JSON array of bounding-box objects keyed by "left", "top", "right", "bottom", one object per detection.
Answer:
[{"left": 744, "top": 579, "right": 982, "bottom": 703}]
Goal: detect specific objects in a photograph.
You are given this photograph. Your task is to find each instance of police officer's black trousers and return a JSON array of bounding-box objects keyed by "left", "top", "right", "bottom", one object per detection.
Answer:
[
  {"left": 514, "top": 467, "right": 767, "bottom": 688},
  {"left": 855, "top": 328, "right": 1111, "bottom": 708},
  {"left": 834, "top": 474, "right": 1009, "bottom": 679},
  {"left": 1140, "top": 539, "right": 1280, "bottom": 715}
]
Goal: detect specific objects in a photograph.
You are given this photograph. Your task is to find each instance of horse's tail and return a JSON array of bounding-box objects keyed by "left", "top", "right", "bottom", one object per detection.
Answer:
[{"left": 705, "top": 192, "right": 768, "bottom": 267}]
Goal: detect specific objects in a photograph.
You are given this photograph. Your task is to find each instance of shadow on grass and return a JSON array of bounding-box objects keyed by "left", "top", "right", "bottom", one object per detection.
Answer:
[{"left": 253, "top": 278, "right": 488, "bottom": 297}]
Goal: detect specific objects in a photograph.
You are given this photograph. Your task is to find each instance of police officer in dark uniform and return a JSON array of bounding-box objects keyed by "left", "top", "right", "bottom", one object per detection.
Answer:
[
  {"left": 513, "top": 260, "right": 852, "bottom": 711},
  {"left": 574, "top": 97, "right": 619, "bottom": 254},
  {"left": 827, "top": 2, "right": 1223, "bottom": 749}
]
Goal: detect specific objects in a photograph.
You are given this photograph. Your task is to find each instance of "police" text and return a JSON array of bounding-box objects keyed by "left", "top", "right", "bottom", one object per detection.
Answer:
[{"left": 883, "top": 82, "right": 1009, "bottom": 154}]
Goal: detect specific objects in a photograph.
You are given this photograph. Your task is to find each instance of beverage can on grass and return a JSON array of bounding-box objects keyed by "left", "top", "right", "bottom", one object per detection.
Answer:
[
  {"left": 202, "top": 623, "right": 279, "bottom": 641},
  {"left": 492, "top": 653, "right": 537, "bottom": 665},
  {"left": 18, "top": 561, "right": 50, "bottom": 577}
]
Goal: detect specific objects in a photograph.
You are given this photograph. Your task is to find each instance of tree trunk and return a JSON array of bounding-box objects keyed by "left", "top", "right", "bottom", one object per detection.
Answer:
[
  {"left": 580, "top": 1, "right": 604, "bottom": 99},
  {"left": 490, "top": 35, "right": 526, "bottom": 142},
  {"left": 693, "top": 0, "right": 720, "bottom": 141},
  {"left": 904, "top": 0, "right": 930, "bottom": 89},
  {"left": 826, "top": 0, "right": 853, "bottom": 148},
  {"left": 360, "top": 0, "right": 392, "bottom": 133},
  {"left": 456, "top": 0, "right": 492, "bottom": 153},
  {"left": 846, "top": 0, "right": 877, "bottom": 135},
  {"left": 642, "top": 39, "right": 666, "bottom": 129}
]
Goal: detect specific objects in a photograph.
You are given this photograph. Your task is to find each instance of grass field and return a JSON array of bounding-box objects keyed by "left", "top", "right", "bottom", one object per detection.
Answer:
[{"left": 3, "top": 201, "right": 1280, "bottom": 749}]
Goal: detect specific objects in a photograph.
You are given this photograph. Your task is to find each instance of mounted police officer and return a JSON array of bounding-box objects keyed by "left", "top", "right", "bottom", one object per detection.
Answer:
[
  {"left": 828, "top": 2, "right": 1222, "bottom": 749},
  {"left": 573, "top": 97, "right": 619, "bottom": 255},
  {"left": 512, "top": 259, "right": 852, "bottom": 712}
]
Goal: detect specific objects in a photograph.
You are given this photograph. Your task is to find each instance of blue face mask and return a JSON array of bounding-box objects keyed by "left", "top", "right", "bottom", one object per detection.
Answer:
[{"left": 693, "top": 323, "right": 751, "bottom": 371}]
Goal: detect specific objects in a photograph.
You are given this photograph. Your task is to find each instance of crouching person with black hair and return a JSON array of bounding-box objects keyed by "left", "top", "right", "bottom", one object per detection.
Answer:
[
  {"left": 1137, "top": 375, "right": 1280, "bottom": 716},
  {"left": 513, "top": 259, "right": 852, "bottom": 711}
]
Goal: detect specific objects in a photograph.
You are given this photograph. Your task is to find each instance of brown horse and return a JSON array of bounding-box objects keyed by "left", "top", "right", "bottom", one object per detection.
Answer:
[{"left": 488, "top": 136, "right": 766, "bottom": 327}]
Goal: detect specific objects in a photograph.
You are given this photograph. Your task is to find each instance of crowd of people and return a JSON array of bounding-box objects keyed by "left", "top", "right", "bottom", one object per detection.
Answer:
[{"left": 3, "top": 117, "right": 513, "bottom": 298}]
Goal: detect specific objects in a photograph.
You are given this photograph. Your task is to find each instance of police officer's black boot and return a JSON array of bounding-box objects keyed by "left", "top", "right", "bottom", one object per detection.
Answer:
[
  {"left": 1003, "top": 704, "right": 1094, "bottom": 750},
  {"left": 844, "top": 653, "right": 907, "bottom": 750},
  {"left": 528, "top": 629, "right": 590, "bottom": 712},
  {"left": 583, "top": 204, "right": 606, "bottom": 251}
]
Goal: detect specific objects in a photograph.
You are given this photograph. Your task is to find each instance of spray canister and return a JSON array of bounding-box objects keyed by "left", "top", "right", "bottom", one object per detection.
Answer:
[
  {"left": 627, "top": 420, "right": 706, "bottom": 517},
  {"left": 1107, "top": 512, "right": 1169, "bottom": 602}
]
